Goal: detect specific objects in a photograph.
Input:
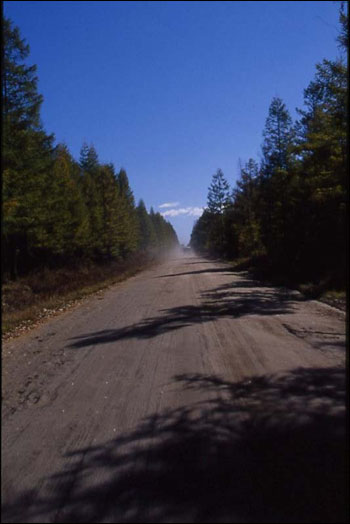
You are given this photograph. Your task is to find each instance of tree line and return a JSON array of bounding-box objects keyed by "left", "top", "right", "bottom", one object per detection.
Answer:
[
  {"left": 2, "top": 16, "right": 178, "bottom": 280},
  {"left": 191, "top": 6, "right": 347, "bottom": 287}
]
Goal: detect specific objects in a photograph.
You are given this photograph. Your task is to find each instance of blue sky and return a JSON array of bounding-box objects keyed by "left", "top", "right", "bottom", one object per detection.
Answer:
[{"left": 4, "top": 1, "right": 342, "bottom": 244}]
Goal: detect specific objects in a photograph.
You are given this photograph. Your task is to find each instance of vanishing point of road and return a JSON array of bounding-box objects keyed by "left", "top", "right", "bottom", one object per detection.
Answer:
[{"left": 2, "top": 254, "right": 346, "bottom": 523}]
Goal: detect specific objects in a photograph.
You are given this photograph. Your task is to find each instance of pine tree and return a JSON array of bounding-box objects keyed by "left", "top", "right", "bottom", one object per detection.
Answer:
[
  {"left": 97, "top": 163, "right": 122, "bottom": 258},
  {"left": 136, "top": 200, "right": 157, "bottom": 251},
  {"left": 2, "top": 17, "right": 43, "bottom": 139},
  {"left": 2, "top": 16, "right": 55, "bottom": 278},
  {"left": 150, "top": 211, "right": 178, "bottom": 253},
  {"left": 2, "top": 15, "right": 179, "bottom": 278},
  {"left": 78, "top": 142, "right": 104, "bottom": 256},
  {"left": 233, "top": 159, "right": 262, "bottom": 257},
  {"left": 207, "top": 169, "right": 231, "bottom": 214},
  {"left": 116, "top": 169, "right": 138, "bottom": 256},
  {"left": 337, "top": 2, "right": 349, "bottom": 53},
  {"left": 79, "top": 142, "right": 99, "bottom": 173},
  {"left": 205, "top": 169, "right": 230, "bottom": 254},
  {"left": 190, "top": 210, "right": 215, "bottom": 253},
  {"left": 261, "top": 97, "right": 294, "bottom": 175},
  {"left": 258, "top": 98, "right": 296, "bottom": 265},
  {"left": 293, "top": 51, "right": 347, "bottom": 279},
  {"left": 191, "top": 8, "right": 347, "bottom": 287},
  {"left": 48, "top": 144, "right": 90, "bottom": 257}
]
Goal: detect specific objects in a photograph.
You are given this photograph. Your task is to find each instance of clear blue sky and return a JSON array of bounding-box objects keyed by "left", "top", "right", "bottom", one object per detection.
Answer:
[{"left": 4, "top": 1, "right": 342, "bottom": 244}]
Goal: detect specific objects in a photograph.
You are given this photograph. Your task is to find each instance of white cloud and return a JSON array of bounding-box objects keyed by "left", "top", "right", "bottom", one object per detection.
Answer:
[
  {"left": 159, "top": 202, "right": 180, "bottom": 209},
  {"left": 161, "top": 207, "right": 204, "bottom": 218}
]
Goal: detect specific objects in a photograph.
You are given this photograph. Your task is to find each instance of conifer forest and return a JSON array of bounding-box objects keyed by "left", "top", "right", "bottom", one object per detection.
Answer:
[
  {"left": 190, "top": 6, "right": 347, "bottom": 290},
  {"left": 2, "top": 5, "right": 347, "bottom": 523},
  {"left": 2, "top": 6, "right": 348, "bottom": 292},
  {"left": 2, "top": 16, "right": 178, "bottom": 281}
]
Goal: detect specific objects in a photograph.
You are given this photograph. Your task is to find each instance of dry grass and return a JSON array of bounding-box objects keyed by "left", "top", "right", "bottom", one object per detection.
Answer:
[{"left": 2, "top": 254, "right": 155, "bottom": 336}]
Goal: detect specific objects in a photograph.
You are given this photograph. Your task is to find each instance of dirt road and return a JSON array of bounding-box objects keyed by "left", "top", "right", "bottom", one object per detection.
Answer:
[{"left": 2, "top": 254, "right": 346, "bottom": 523}]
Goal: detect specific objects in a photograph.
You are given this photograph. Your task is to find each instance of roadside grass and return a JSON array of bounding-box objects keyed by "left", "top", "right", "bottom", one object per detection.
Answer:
[
  {"left": 2, "top": 254, "right": 155, "bottom": 337},
  {"left": 227, "top": 255, "right": 346, "bottom": 309},
  {"left": 314, "top": 289, "right": 346, "bottom": 310}
]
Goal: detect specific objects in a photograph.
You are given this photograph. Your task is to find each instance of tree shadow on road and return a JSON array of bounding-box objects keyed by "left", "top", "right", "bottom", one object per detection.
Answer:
[
  {"left": 156, "top": 267, "right": 234, "bottom": 278},
  {"left": 68, "top": 278, "right": 296, "bottom": 348},
  {"left": 2, "top": 366, "right": 346, "bottom": 523},
  {"left": 182, "top": 260, "right": 220, "bottom": 265}
]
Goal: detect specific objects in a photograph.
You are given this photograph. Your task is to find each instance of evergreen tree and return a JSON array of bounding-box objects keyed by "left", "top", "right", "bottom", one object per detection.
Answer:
[
  {"left": 2, "top": 17, "right": 43, "bottom": 138},
  {"left": 2, "top": 15, "right": 179, "bottom": 279},
  {"left": 258, "top": 98, "right": 295, "bottom": 265},
  {"left": 191, "top": 9, "right": 346, "bottom": 288},
  {"left": 293, "top": 51, "right": 347, "bottom": 279},
  {"left": 2, "top": 16, "right": 55, "bottom": 277},
  {"left": 40, "top": 144, "right": 90, "bottom": 259},
  {"left": 79, "top": 142, "right": 99, "bottom": 173},
  {"left": 136, "top": 200, "right": 157, "bottom": 251},
  {"left": 163, "top": 220, "right": 179, "bottom": 249},
  {"left": 206, "top": 169, "right": 231, "bottom": 254},
  {"left": 98, "top": 163, "right": 122, "bottom": 258},
  {"left": 207, "top": 169, "right": 231, "bottom": 214},
  {"left": 78, "top": 142, "right": 104, "bottom": 256},
  {"left": 337, "top": 2, "right": 349, "bottom": 53},
  {"left": 233, "top": 159, "right": 262, "bottom": 257},
  {"left": 261, "top": 97, "right": 294, "bottom": 174},
  {"left": 150, "top": 211, "right": 178, "bottom": 253},
  {"left": 190, "top": 210, "right": 215, "bottom": 253},
  {"left": 116, "top": 169, "right": 138, "bottom": 256}
]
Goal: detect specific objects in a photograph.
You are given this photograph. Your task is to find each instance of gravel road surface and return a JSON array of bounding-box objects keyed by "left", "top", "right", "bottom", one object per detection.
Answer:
[{"left": 2, "top": 254, "right": 347, "bottom": 523}]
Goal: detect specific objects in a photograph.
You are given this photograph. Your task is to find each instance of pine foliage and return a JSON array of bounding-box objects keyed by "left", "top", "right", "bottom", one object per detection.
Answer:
[
  {"left": 2, "top": 16, "right": 178, "bottom": 279},
  {"left": 191, "top": 5, "right": 347, "bottom": 287}
]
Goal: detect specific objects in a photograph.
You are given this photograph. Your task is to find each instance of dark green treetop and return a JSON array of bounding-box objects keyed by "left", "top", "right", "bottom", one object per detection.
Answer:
[
  {"left": 262, "top": 97, "right": 293, "bottom": 174},
  {"left": 136, "top": 199, "right": 157, "bottom": 251},
  {"left": 79, "top": 142, "right": 99, "bottom": 173},
  {"left": 207, "top": 169, "right": 231, "bottom": 214},
  {"left": 2, "top": 16, "right": 43, "bottom": 132}
]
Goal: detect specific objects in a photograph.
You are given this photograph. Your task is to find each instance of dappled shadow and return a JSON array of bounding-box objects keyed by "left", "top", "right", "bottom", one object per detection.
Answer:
[
  {"left": 316, "top": 339, "right": 346, "bottom": 350},
  {"left": 213, "top": 277, "right": 265, "bottom": 288},
  {"left": 156, "top": 267, "right": 233, "bottom": 278},
  {"left": 2, "top": 366, "right": 346, "bottom": 523},
  {"left": 68, "top": 278, "right": 295, "bottom": 348},
  {"left": 184, "top": 260, "right": 220, "bottom": 265},
  {"left": 281, "top": 323, "right": 346, "bottom": 353}
]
